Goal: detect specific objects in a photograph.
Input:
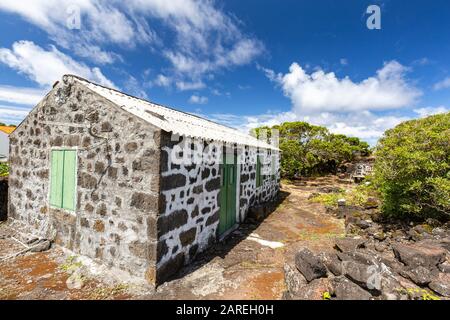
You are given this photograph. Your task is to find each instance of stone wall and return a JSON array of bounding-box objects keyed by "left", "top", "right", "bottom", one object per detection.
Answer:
[
  {"left": 156, "top": 134, "right": 221, "bottom": 283},
  {"left": 155, "top": 137, "right": 280, "bottom": 283},
  {"left": 239, "top": 146, "right": 280, "bottom": 222},
  {"left": 0, "top": 177, "right": 7, "bottom": 221},
  {"left": 8, "top": 77, "right": 161, "bottom": 280}
]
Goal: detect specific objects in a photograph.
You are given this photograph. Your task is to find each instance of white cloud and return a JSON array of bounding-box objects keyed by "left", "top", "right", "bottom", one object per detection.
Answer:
[
  {"left": 0, "top": 40, "right": 116, "bottom": 88},
  {"left": 153, "top": 74, "right": 172, "bottom": 88},
  {"left": 434, "top": 77, "right": 450, "bottom": 90},
  {"left": 266, "top": 61, "right": 421, "bottom": 113},
  {"left": 0, "top": 0, "right": 263, "bottom": 86},
  {"left": 211, "top": 89, "right": 230, "bottom": 97},
  {"left": 413, "top": 106, "right": 449, "bottom": 118},
  {"left": 214, "top": 60, "right": 424, "bottom": 145},
  {"left": 0, "top": 0, "right": 151, "bottom": 64},
  {"left": 189, "top": 94, "right": 208, "bottom": 105},
  {"left": 412, "top": 57, "right": 431, "bottom": 66},
  {"left": 0, "top": 85, "right": 46, "bottom": 105},
  {"left": 0, "top": 105, "right": 32, "bottom": 125},
  {"left": 176, "top": 81, "right": 205, "bottom": 91},
  {"left": 340, "top": 58, "right": 348, "bottom": 66}
]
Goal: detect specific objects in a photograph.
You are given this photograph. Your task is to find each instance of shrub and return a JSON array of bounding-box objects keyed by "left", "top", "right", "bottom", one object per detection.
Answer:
[
  {"left": 0, "top": 162, "right": 8, "bottom": 177},
  {"left": 374, "top": 112, "right": 450, "bottom": 219}
]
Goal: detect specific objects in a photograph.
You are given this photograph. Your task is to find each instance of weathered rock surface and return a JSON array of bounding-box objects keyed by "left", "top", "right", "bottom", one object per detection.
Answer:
[
  {"left": 321, "top": 252, "right": 342, "bottom": 276},
  {"left": 30, "top": 240, "right": 52, "bottom": 252},
  {"left": 429, "top": 279, "right": 450, "bottom": 297},
  {"left": 438, "top": 261, "right": 450, "bottom": 273},
  {"left": 341, "top": 260, "right": 387, "bottom": 295},
  {"left": 334, "top": 238, "right": 365, "bottom": 253},
  {"left": 66, "top": 270, "right": 84, "bottom": 290},
  {"left": 293, "top": 278, "right": 332, "bottom": 300},
  {"left": 295, "top": 249, "right": 328, "bottom": 282},
  {"left": 332, "top": 276, "right": 372, "bottom": 300},
  {"left": 392, "top": 243, "right": 447, "bottom": 268},
  {"left": 283, "top": 263, "right": 307, "bottom": 296},
  {"left": 400, "top": 266, "right": 434, "bottom": 286}
]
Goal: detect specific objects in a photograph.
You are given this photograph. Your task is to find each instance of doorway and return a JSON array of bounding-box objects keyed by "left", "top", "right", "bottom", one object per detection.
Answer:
[{"left": 218, "top": 152, "right": 237, "bottom": 236}]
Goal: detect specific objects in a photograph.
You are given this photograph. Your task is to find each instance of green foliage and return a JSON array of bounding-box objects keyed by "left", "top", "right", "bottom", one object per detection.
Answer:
[
  {"left": 322, "top": 291, "right": 332, "bottom": 300},
  {"left": 254, "top": 121, "right": 370, "bottom": 178},
  {"left": 374, "top": 112, "right": 450, "bottom": 218},
  {"left": 397, "top": 288, "right": 441, "bottom": 300},
  {"left": 0, "top": 163, "right": 9, "bottom": 177}
]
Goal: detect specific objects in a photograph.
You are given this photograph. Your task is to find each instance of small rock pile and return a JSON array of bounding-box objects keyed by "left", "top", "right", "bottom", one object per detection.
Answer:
[{"left": 284, "top": 235, "right": 450, "bottom": 300}]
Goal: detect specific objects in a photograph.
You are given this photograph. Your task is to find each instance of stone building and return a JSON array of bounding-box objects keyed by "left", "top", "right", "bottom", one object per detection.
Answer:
[{"left": 8, "top": 75, "right": 280, "bottom": 285}]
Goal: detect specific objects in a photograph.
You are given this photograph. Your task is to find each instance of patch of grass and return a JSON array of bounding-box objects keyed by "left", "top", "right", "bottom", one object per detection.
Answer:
[
  {"left": 422, "top": 292, "right": 440, "bottom": 300},
  {"left": 310, "top": 184, "right": 377, "bottom": 208},
  {"left": 310, "top": 193, "right": 344, "bottom": 207},
  {"left": 88, "top": 283, "right": 129, "bottom": 300},
  {"left": 239, "top": 261, "right": 277, "bottom": 269},
  {"left": 280, "top": 178, "right": 293, "bottom": 185},
  {"left": 397, "top": 288, "right": 441, "bottom": 300},
  {"left": 297, "top": 229, "right": 346, "bottom": 241},
  {"left": 59, "top": 255, "right": 83, "bottom": 273}
]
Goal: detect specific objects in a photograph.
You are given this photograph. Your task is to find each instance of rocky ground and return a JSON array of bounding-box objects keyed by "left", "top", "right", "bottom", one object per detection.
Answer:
[
  {"left": 1, "top": 176, "right": 448, "bottom": 300},
  {"left": 285, "top": 182, "right": 450, "bottom": 300}
]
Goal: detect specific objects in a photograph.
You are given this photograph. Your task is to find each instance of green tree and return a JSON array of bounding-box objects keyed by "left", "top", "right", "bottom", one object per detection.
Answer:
[
  {"left": 253, "top": 121, "right": 371, "bottom": 178},
  {"left": 374, "top": 112, "right": 450, "bottom": 218}
]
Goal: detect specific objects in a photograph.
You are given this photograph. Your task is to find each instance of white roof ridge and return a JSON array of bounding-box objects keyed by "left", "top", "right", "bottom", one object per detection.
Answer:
[{"left": 64, "top": 74, "right": 278, "bottom": 150}]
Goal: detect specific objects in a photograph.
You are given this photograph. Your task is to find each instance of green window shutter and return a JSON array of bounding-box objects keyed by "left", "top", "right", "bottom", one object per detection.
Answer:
[
  {"left": 50, "top": 149, "right": 77, "bottom": 211},
  {"left": 256, "top": 156, "right": 262, "bottom": 187},
  {"left": 50, "top": 150, "right": 64, "bottom": 207},
  {"left": 62, "top": 150, "right": 77, "bottom": 211},
  {"left": 271, "top": 155, "right": 276, "bottom": 181}
]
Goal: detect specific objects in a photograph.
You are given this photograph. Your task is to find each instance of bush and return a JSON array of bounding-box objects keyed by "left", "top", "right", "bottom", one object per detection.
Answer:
[
  {"left": 374, "top": 112, "right": 450, "bottom": 219},
  {"left": 0, "top": 163, "right": 8, "bottom": 177},
  {"left": 253, "top": 122, "right": 370, "bottom": 178}
]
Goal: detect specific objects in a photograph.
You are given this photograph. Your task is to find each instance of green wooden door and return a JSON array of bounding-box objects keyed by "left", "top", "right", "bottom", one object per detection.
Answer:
[
  {"left": 219, "top": 154, "right": 237, "bottom": 235},
  {"left": 62, "top": 150, "right": 77, "bottom": 211},
  {"left": 50, "top": 150, "right": 64, "bottom": 207},
  {"left": 50, "top": 150, "right": 77, "bottom": 211}
]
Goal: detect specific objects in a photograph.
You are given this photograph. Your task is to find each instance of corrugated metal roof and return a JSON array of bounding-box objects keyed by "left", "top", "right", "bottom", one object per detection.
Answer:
[
  {"left": 0, "top": 126, "right": 16, "bottom": 135},
  {"left": 68, "top": 75, "right": 278, "bottom": 150}
]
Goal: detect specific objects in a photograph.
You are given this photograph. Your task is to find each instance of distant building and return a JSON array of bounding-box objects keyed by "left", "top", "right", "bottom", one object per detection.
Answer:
[
  {"left": 8, "top": 75, "right": 280, "bottom": 285},
  {"left": 0, "top": 126, "right": 16, "bottom": 162},
  {"left": 350, "top": 156, "right": 375, "bottom": 182}
]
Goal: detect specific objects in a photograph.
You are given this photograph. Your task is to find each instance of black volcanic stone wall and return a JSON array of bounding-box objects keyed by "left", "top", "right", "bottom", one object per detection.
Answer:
[{"left": 0, "top": 177, "right": 7, "bottom": 221}]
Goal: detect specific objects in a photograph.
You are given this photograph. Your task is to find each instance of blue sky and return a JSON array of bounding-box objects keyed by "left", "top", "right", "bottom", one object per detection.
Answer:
[{"left": 0, "top": 0, "right": 449, "bottom": 145}]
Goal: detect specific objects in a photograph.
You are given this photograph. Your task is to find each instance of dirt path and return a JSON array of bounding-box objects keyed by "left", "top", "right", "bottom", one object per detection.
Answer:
[{"left": 0, "top": 177, "right": 347, "bottom": 300}]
